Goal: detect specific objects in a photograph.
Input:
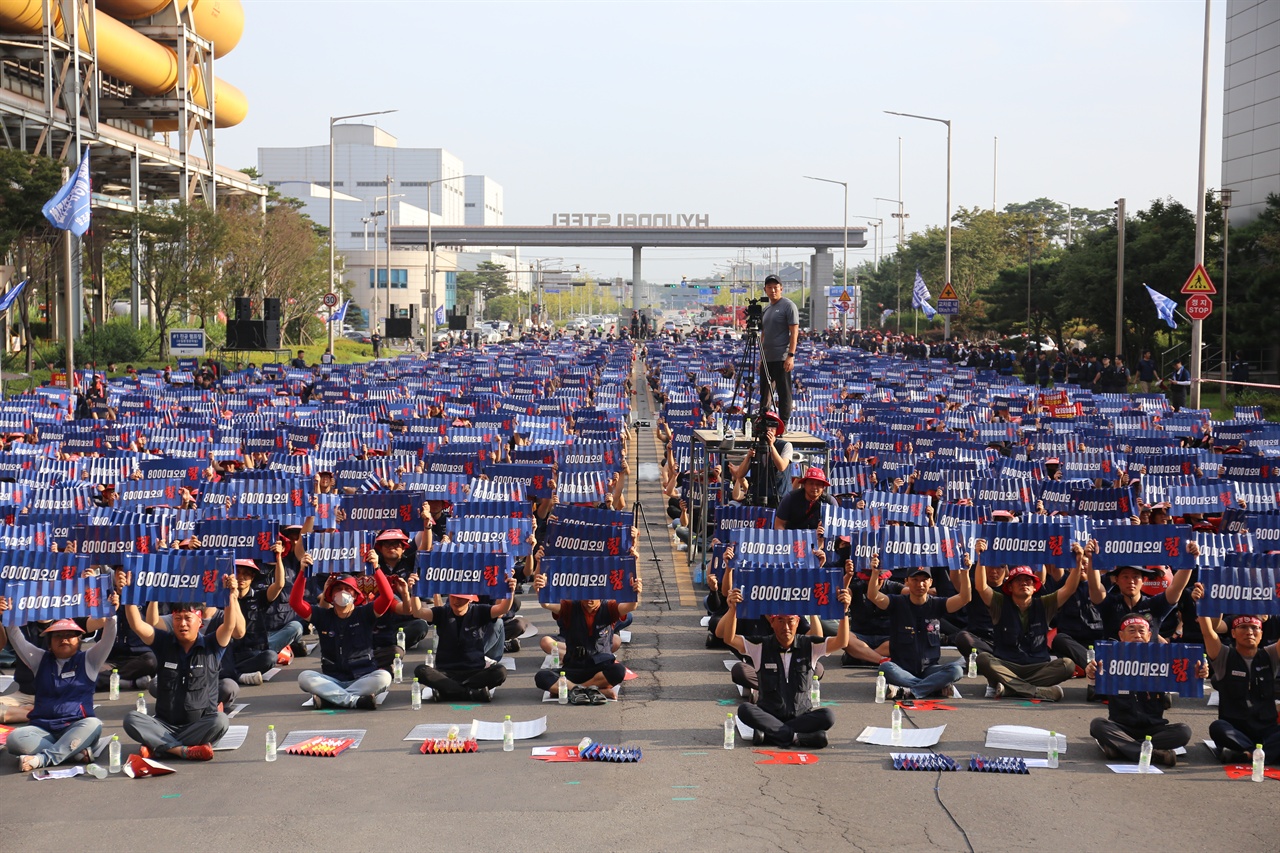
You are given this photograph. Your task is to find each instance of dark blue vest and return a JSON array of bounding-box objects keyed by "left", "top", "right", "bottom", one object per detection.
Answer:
[
  {"left": 992, "top": 595, "right": 1051, "bottom": 665},
  {"left": 1214, "top": 646, "right": 1277, "bottom": 732},
  {"left": 313, "top": 604, "right": 379, "bottom": 681},
  {"left": 757, "top": 635, "right": 816, "bottom": 721},
  {"left": 561, "top": 601, "right": 618, "bottom": 667},
  {"left": 432, "top": 604, "right": 492, "bottom": 672},
  {"left": 153, "top": 632, "right": 224, "bottom": 724},
  {"left": 29, "top": 650, "right": 94, "bottom": 734}
]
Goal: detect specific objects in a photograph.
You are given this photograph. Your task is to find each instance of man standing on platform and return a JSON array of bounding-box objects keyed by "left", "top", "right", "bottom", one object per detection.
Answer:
[{"left": 759, "top": 275, "right": 799, "bottom": 429}]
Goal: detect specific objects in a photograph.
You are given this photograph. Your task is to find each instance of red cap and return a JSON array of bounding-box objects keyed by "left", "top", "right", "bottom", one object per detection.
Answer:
[
  {"left": 1001, "top": 566, "right": 1042, "bottom": 593},
  {"left": 801, "top": 467, "right": 830, "bottom": 486},
  {"left": 761, "top": 411, "right": 785, "bottom": 430},
  {"left": 325, "top": 576, "right": 362, "bottom": 603},
  {"left": 375, "top": 529, "right": 411, "bottom": 545},
  {"left": 234, "top": 559, "right": 261, "bottom": 572},
  {"left": 449, "top": 593, "right": 479, "bottom": 603},
  {"left": 41, "top": 619, "right": 85, "bottom": 636}
]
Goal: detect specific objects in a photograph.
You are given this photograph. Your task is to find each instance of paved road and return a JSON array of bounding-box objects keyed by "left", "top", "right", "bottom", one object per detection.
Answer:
[{"left": 1, "top": 361, "right": 1277, "bottom": 852}]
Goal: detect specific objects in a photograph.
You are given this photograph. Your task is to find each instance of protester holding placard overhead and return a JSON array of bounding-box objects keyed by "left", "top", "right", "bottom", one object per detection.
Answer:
[
  {"left": 1087, "top": 552, "right": 1195, "bottom": 641},
  {"left": 1086, "top": 614, "right": 1204, "bottom": 766},
  {"left": 531, "top": 569, "right": 642, "bottom": 704},
  {"left": 225, "top": 546, "right": 298, "bottom": 686},
  {"left": 970, "top": 538, "right": 1088, "bottom": 702},
  {"left": 367, "top": 527, "right": 431, "bottom": 668},
  {"left": 120, "top": 572, "right": 240, "bottom": 762},
  {"left": 1197, "top": 602, "right": 1280, "bottom": 764},
  {"left": 289, "top": 569, "right": 395, "bottom": 710}
]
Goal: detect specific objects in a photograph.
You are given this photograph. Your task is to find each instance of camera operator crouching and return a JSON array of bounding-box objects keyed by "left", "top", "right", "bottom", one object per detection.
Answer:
[{"left": 728, "top": 411, "right": 793, "bottom": 508}]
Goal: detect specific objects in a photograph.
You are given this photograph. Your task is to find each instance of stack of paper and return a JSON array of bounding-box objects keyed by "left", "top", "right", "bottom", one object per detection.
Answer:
[
  {"left": 857, "top": 725, "right": 946, "bottom": 747},
  {"left": 985, "top": 725, "right": 1067, "bottom": 753}
]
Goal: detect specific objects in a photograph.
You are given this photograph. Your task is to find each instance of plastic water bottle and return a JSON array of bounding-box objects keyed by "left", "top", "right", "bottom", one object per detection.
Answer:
[
  {"left": 875, "top": 672, "right": 887, "bottom": 704},
  {"left": 1047, "top": 730, "right": 1059, "bottom": 768},
  {"left": 723, "top": 713, "right": 735, "bottom": 749},
  {"left": 108, "top": 736, "right": 121, "bottom": 774},
  {"left": 1086, "top": 646, "right": 1096, "bottom": 684},
  {"left": 85, "top": 763, "right": 107, "bottom": 779},
  {"left": 502, "top": 715, "right": 514, "bottom": 752},
  {"left": 1138, "top": 735, "right": 1153, "bottom": 772},
  {"left": 891, "top": 703, "right": 903, "bottom": 744},
  {"left": 396, "top": 627, "right": 406, "bottom": 650},
  {"left": 744, "top": 418, "right": 753, "bottom": 441},
  {"left": 967, "top": 650, "right": 978, "bottom": 679},
  {"left": 1252, "top": 744, "right": 1266, "bottom": 782},
  {"left": 558, "top": 671, "right": 569, "bottom": 705},
  {"left": 410, "top": 678, "right": 422, "bottom": 710},
  {"left": 424, "top": 649, "right": 435, "bottom": 669},
  {"left": 265, "top": 725, "right": 277, "bottom": 762},
  {"left": 809, "top": 674, "right": 821, "bottom": 706},
  {"left": 135, "top": 692, "right": 147, "bottom": 714},
  {"left": 109, "top": 669, "right": 120, "bottom": 701},
  {"left": 551, "top": 646, "right": 560, "bottom": 670},
  {"left": 392, "top": 654, "right": 404, "bottom": 684}
]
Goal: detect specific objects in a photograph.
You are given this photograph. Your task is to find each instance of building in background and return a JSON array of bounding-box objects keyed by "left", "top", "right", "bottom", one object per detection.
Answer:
[{"left": 1223, "top": 0, "right": 1280, "bottom": 225}]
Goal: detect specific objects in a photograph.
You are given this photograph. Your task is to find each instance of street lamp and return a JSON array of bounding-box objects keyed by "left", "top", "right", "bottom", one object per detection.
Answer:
[
  {"left": 1026, "top": 234, "right": 1035, "bottom": 337},
  {"left": 425, "top": 173, "right": 477, "bottom": 343},
  {"left": 370, "top": 192, "right": 404, "bottom": 336},
  {"left": 1219, "top": 187, "right": 1235, "bottom": 406},
  {"left": 803, "top": 175, "right": 848, "bottom": 332},
  {"left": 853, "top": 215, "right": 883, "bottom": 272},
  {"left": 885, "top": 110, "right": 952, "bottom": 340},
  {"left": 328, "top": 109, "right": 397, "bottom": 352},
  {"left": 875, "top": 197, "right": 908, "bottom": 332}
]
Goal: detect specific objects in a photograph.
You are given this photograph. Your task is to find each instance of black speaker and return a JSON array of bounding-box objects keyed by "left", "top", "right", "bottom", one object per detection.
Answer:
[
  {"left": 262, "top": 298, "right": 281, "bottom": 323},
  {"left": 447, "top": 310, "right": 468, "bottom": 331},
  {"left": 384, "top": 318, "right": 412, "bottom": 339},
  {"left": 226, "top": 320, "right": 259, "bottom": 349},
  {"left": 263, "top": 320, "right": 280, "bottom": 350},
  {"left": 234, "top": 297, "right": 252, "bottom": 321}
]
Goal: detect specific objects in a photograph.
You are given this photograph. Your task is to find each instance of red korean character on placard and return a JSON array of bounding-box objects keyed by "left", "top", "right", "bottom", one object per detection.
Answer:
[
  {"left": 483, "top": 564, "right": 499, "bottom": 586},
  {"left": 793, "top": 540, "right": 807, "bottom": 560},
  {"left": 1101, "top": 459, "right": 1112, "bottom": 475},
  {"left": 1220, "top": 492, "right": 1232, "bottom": 509},
  {"left": 203, "top": 570, "right": 218, "bottom": 593},
  {"left": 507, "top": 528, "right": 522, "bottom": 546},
  {"left": 256, "top": 532, "right": 272, "bottom": 551},
  {"left": 910, "top": 502, "right": 922, "bottom": 517},
  {"left": 464, "top": 462, "right": 474, "bottom": 477},
  {"left": 1118, "top": 496, "right": 1130, "bottom": 514},
  {"left": 1048, "top": 535, "right": 1063, "bottom": 557},
  {"left": 1172, "top": 657, "right": 1189, "bottom": 683},
  {"left": 607, "top": 537, "right": 620, "bottom": 556},
  {"left": 609, "top": 569, "right": 624, "bottom": 591},
  {"left": 399, "top": 504, "right": 413, "bottom": 522},
  {"left": 448, "top": 481, "right": 458, "bottom": 496},
  {"left": 478, "top": 449, "right": 490, "bottom": 463},
  {"left": 359, "top": 543, "right": 374, "bottom": 562},
  {"left": 290, "top": 488, "right": 303, "bottom": 508},
  {"left": 1181, "top": 461, "right": 1194, "bottom": 475},
  {"left": 85, "top": 585, "right": 101, "bottom": 607},
  {"left": 941, "top": 538, "right": 956, "bottom": 559},
  {"left": 187, "top": 467, "right": 199, "bottom": 481},
  {"left": 1164, "top": 537, "right": 1181, "bottom": 557},
  {"left": 604, "top": 450, "right": 615, "bottom": 465},
  {"left": 34, "top": 530, "right": 45, "bottom": 547},
  {"left": 813, "top": 582, "right": 830, "bottom": 606},
  {"left": 164, "top": 485, "right": 176, "bottom": 500},
  {"left": 317, "top": 501, "right": 330, "bottom": 520},
  {"left": 136, "top": 536, "right": 150, "bottom": 554},
  {"left": 60, "top": 565, "right": 76, "bottom": 580},
  {"left": 1263, "top": 465, "right": 1272, "bottom": 479},
  {"left": 532, "top": 475, "right": 545, "bottom": 492}
]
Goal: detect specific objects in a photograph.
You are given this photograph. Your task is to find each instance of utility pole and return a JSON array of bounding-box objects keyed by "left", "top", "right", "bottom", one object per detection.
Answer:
[{"left": 1115, "top": 198, "right": 1126, "bottom": 359}]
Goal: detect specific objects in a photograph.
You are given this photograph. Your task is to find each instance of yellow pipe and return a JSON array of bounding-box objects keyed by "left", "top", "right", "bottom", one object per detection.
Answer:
[
  {"left": 0, "top": 0, "right": 246, "bottom": 126},
  {"left": 94, "top": 0, "right": 244, "bottom": 58}
]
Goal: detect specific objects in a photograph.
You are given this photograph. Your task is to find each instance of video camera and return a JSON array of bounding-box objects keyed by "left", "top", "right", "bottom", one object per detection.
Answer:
[{"left": 744, "top": 298, "right": 765, "bottom": 333}]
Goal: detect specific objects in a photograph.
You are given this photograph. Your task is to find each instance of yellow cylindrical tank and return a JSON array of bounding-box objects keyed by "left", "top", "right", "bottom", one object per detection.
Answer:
[
  {"left": 94, "top": 0, "right": 244, "bottom": 58},
  {"left": 0, "top": 0, "right": 246, "bottom": 126}
]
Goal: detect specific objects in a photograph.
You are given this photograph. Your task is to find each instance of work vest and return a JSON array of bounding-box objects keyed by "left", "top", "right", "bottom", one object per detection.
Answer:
[
  {"left": 29, "top": 650, "right": 94, "bottom": 734},
  {"left": 757, "top": 635, "right": 816, "bottom": 721},
  {"left": 888, "top": 598, "right": 942, "bottom": 676},
  {"left": 992, "top": 596, "right": 1051, "bottom": 665},
  {"left": 561, "top": 601, "right": 619, "bottom": 668},
  {"left": 235, "top": 588, "right": 270, "bottom": 653},
  {"left": 154, "top": 634, "right": 224, "bottom": 725},
  {"left": 433, "top": 605, "right": 491, "bottom": 672},
  {"left": 1214, "top": 646, "right": 1278, "bottom": 732},
  {"left": 313, "top": 604, "right": 379, "bottom": 681}
]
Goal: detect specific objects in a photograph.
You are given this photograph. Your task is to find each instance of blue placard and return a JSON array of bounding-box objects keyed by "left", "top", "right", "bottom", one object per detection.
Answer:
[
  {"left": 2, "top": 575, "right": 114, "bottom": 627},
  {"left": 414, "top": 550, "right": 512, "bottom": 599},
  {"left": 1094, "top": 641, "right": 1205, "bottom": 698},
  {"left": 1071, "top": 486, "right": 1137, "bottom": 520},
  {"left": 1200, "top": 561, "right": 1280, "bottom": 615},
  {"left": 727, "top": 528, "right": 819, "bottom": 567},
  {"left": 192, "top": 519, "right": 276, "bottom": 558},
  {"left": 542, "top": 521, "right": 632, "bottom": 557},
  {"left": 305, "top": 532, "right": 369, "bottom": 575},
  {"left": 734, "top": 566, "right": 846, "bottom": 619},
  {"left": 877, "top": 525, "right": 962, "bottom": 571},
  {"left": 339, "top": 492, "right": 419, "bottom": 531},
  {"left": 120, "top": 551, "right": 233, "bottom": 607},
  {"left": 1091, "top": 524, "right": 1195, "bottom": 570},
  {"left": 446, "top": 517, "right": 534, "bottom": 557},
  {"left": 0, "top": 551, "right": 91, "bottom": 593},
  {"left": 979, "top": 520, "right": 1075, "bottom": 568},
  {"left": 1167, "top": 483, "right": 1236, "bottom": 515},
  {"left": 537, "top": 556, "right": 637, "bottom": 603},
  {"left": 74, "top": 523, "right": 159, "bottom": 558}
]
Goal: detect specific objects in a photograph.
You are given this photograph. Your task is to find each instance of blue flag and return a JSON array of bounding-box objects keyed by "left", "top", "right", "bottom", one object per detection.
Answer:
[
  {"left": 1143, "top": 284, "right": 1178, "bottom": 330},
  {"left": 0, "top": 279, "right": 27, "bottom": 314},
  {"left": 328, "top": 300, "right": 349, "bottom": 324},
  {"left": 911, "top": 269, "right": 937, "bottom": 319},
  {"left": 435, "top": 305, "right": 446, "bottom": 325},
  {"left": 42, "top": 147, "right": 92, "bottom": 236}
]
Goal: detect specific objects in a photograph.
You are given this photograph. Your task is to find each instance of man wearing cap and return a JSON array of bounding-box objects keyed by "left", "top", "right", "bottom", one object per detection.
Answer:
[
  {"left": 288, "top": 569, "right": 396, "bottom": 710},
  {"left": 866, "top": 560, "right": 972, "bottom": 700},
  {"left": 120, "top": 574, "right": 241, "bottom": 762},
  {"left": 224, "top": 543, "right": 299, "bottom": 686},
  {"left": 718, "top": 565, "right": 851, "bottom": 749},
  {"left": 532, "top": 571, "right": 643, "bottom": 703},
  {"left": 970, "top": 539, "right": 1087, "bottom": 701},
  {"left": 367, "top": 527, "right": 431, "bottom": 669},
  {"left": 728, "top": 410, "right": 793, "bottom": 507},
  {"left": 399, "top": 575, "right": 519, "bottom": 702},
  {"left": 759, "top": 274, "right": 799, "bottom": 428},
  {"left": 1087, "top": 559, "right": 1194, "bottom": 640},
  {"left": 0, "top": 594, "right": 117, "bottom": 771},
  {"left": 774, "top": 467, "right": 838, "bottom": 532},
  {"left": 1197, "top": 607, "right": 1280, "bottom": 764},
  {"left": 1086, "top": 614, "right": 1204, "bottom": 767}
]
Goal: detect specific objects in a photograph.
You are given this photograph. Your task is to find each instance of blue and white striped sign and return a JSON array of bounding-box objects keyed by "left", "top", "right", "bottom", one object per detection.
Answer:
[
  {"left": 728, "top": 528, "right": 819, "bottom": 567},
  {"left": 537, "top": 556, "right": 637, "bottom": 603},
  {"left": 446, "top": 516, "right": 534, "bottom": 557},
  {"left": 305, "top": 532, "right": 369, "bottom": 575},
  {"left": 1091, "top": 525, "right": 1195, "bottom": 570},
  {"left": 877, "top": 526, "right": 962, "bottom": 571},
  {"left": 120, "top": 551, "right": 233, "bottom": 607},
  {"left": 734, "top": 566, "right": 846, "bottom": 619},
  {"left": 1201, "top": 560, "right": 1280, "bottom": 615},
  {"left": 415, "top": 550, "right": 513, "bottom": 599},
  {"left": 1094, "top": 641, "right": 1205, "bottom": 698},
  {"left": 2, "top": 575, "right": 113, "bottom": 627}
]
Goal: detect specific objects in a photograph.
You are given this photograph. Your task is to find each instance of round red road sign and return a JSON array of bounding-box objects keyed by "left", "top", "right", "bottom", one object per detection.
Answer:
[
  {"left": 1185, "top": 293, "right": 1212, "bottom": 321},
  {"left": 323, "top": 292, "right": 339, "bottom": 308}
]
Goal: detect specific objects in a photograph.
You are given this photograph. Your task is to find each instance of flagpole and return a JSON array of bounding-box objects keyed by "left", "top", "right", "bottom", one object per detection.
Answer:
[{"left": 61, "top": 165, "right": 75, "bottom": 392}]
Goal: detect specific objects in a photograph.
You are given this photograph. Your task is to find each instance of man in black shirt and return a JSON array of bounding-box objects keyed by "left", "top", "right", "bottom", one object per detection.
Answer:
[
  {"left": 774, "top": 467, "right": 838, "bottom": 531},
  {"left": 404, "top": 577, "right": 518, "bottom": 702}
]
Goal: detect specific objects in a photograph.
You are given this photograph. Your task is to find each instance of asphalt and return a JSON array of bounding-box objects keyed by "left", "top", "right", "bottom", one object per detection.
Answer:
[{"left": 0, "top": 358, "right": 1277, "bottom": 853}]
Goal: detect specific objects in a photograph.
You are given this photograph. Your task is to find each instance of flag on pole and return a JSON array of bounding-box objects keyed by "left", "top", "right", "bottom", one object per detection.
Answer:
[
  {"left": 435, "top": 305, "right": 445, "bottom": 325},
  {"left": 1143, "top": 284, "right": 1178, "bottom": 330},
  {"left": 880, "top": 308, "right": 894, "bottom": 327},
  {"left": 912, "top": 269, "right": 937, "bottom": 319},
  {"left": 41, "top": 148, "right": 92, "bottom": 236},
  {"left": 328, "top": 299, "right": 349, "bottom": 325},
  {"left": 0, "top": 279, "right": 28, "bottom": 314}
]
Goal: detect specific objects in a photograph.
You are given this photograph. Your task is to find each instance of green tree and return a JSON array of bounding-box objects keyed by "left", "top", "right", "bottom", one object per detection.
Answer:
[
  {"left": 456, "top": 261, "right": 511, "bottom": 311},
  {"left": 0, "top": 149, "right": 64, "bottom": 263}
]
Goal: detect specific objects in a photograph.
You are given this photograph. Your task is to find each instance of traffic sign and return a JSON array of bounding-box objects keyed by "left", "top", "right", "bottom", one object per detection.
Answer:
[
  {"left": 938, "top": 282, "right": 958, "bottom": 301},
  {"left": 839, "top": 289, "right": 851, "bottom": 304},
  {"left": 937, "top": 300, "right": 959, "bottom": 316},
  {"left": 1180, "top": 264, "right": 1216, "bottom": 295},
  {"left": 1185, "top": 293, "right": 1213, "bottom": 321},
  {"left": 322, "top": 292, "right": 339, "bottom": 308}
]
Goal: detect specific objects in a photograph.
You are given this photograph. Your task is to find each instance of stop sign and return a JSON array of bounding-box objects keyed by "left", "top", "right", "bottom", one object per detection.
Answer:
[{"left": 1186, "top": 294, "right": 1213, "bottom": 321}]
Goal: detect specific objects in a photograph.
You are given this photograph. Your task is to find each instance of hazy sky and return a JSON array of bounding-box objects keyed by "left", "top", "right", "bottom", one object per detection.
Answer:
[{"left": 219, "top": 0, "right": 1226, "bottom": 283}]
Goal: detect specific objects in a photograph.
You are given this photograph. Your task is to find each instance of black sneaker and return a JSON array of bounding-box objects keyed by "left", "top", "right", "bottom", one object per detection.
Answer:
[
  {"left": 468, "top": 688, "right": 492, "bottom": 703},
  {"left": 290, "top": 640, "right": 309, "bottom": 658},
  {"left": 354, "top": 694, "right": 378, "bottom": 711},
  {"left": 795, "top": 731, "right": 829, "bottom": 750},
  {"left": 309, "top": 692, "right": 331, "bottom": 710},
  {"left": 751, "top": 729, "right": 766, "bottom": 747},
  {"left": 504, "top": 638, "right": 521, "bottom": 654}
]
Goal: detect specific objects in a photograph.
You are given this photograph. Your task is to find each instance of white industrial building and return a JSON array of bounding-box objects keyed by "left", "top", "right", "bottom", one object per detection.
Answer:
[{"left": 1223, "top": 0, "right": 1280, "bottom": 225}]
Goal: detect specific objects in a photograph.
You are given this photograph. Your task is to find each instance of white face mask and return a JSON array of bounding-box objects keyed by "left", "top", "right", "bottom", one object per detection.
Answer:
[{"left": 332, "top": 591, "right": 354, "bottom": 608}]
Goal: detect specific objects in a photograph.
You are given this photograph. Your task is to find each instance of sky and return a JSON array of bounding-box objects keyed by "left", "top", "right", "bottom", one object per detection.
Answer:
[{"left": 218, "top": 0, "right": 1227, "bottom": 284}]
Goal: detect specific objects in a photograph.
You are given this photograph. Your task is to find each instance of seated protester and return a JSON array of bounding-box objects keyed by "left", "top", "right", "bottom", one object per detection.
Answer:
[
  {"left": 533, "top": 572, "right": 643, "bottom": 702},
  {"left": 866, "top": 560, "right": 972, "bottom": 700},
  {"left": 401, "top": 576, "right": 518, "bottom": 702},
  {"left": 1086, "top": 614, "right": 1204, "bottom": 767},
  {"left": 773, "top": 467, "right": 838, "bottom": 531},
  {"left": 728, "top": 411, "right": 793, "bottom": 508},
  {"left": 367, "top": 527, "right": 431, "bottom": 668},
  {"left": 1197, "top": 607, "right": 1280, "bottom": 764},
  {"left": 260, "top": 523, "right": 309, "bottom": 665},
  {"left": 120, "top": 576, "right": 241, "bottom": 762},
  {"left": 1088, "top": 559, "right": 1194, "bottom": 640},
  {"left": 226, "top": 547, "right": 297, "bottom": 685},
  {"left": 1047, "top": 560, "right": 1106, "bottom": 694},
  {"left": 0, "top": 599, "right": 116, "bottom": 771},
  {"left": 94, "top": 585, "right": 159, "bottom": 692},
  {"left": 717, "top": 566, "right": 851, "bottom": 749},
  {"left": 954, "top": 560, "right": 1007, "bottom": 662},
  {"left": 842, "top": 548, "right": 899, "bottom": 666},
  {"left": 289, "top": 570, "right": 396, "bottom": 710},
  {"left": 971, "top": 538, "right": 1087, "bottom": 702}
]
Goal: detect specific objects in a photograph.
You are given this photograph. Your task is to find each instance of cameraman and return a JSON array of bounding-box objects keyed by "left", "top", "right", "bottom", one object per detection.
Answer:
[
  {"left": 759, "top": 275, "right": 799, "bottom": 428},
  {"left": 728, "top": 411, "right": 793, "bottom": 507}
]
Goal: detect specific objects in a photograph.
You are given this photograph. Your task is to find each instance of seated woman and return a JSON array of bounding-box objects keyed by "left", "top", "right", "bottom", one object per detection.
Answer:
[{"left": 532, "top": 571, "right": 642, "bottom": 703}]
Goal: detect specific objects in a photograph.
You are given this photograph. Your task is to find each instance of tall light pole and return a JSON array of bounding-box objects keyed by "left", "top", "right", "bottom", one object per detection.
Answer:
[
  {"left": 886, "top": 110, "right": 952, "bottom": 340},
  {"left": 876, "top": 197, "right": 907, "bottom": 332},
  {"left": 425, "top": 173, "right": 477, "bottom": 344},
  {"left": 1219, "top": 187, "right": 1234, "bottom": 405},
  {"left": 853, "top": 215, "right": 883, "bottom": 271},
  {"left": 803, "top": 175, "right": 849, "bottom": 330},
  {"left": 370, "top": 192, "right": 404, "bottom": 337},
  {"left": 328, "top": 109, "right": 397, "bottom": 352}
]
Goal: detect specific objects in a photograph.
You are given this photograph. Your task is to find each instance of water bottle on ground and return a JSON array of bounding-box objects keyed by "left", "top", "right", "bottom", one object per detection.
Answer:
[
  {"left": 502, "top": 715, "right": 514, "bottom": 752},
  {"left": 875, "top": 672, "right": 887, "bottom": 704},
  {"left": 1252, "top": 744, "right": 1265, "bottom": 782},
  {"left": 108, "top": 736, "right": 121, "bottom": 774},
  {"left": 558, "top": 671, "right": 569, "bottom": 705},
  {"left": 109, "top": 669, "right": 120, "bottom": 701},
  {"left": 85, "top": 763, "right": 107, "bottom": 779},
  {"left": 424, "top": 649, "right": 435, "bottom": 669},
  {"left": 265, "top": 725, "right": 277, "bottom": 762},
  {"left": 891, "top": 703, "right": 903, "bottom": 744},
  {"left": 724, "top": 713, "right": 735, "bottom": 750},
  {"left": 392, "top": 654, "right": 404, "bottom": 684},
  {"left": 809, "top": 674, "right": 820, "bottom": 706},
  {"left": 1138, "top": 735, "right": 1153, "bottom": 771},
  {"left": 135, "top": 692, "right": 147, "bottom": 714},
  {"left": 551, "top": 646, "right": 560, "bottom": 670},
  {"left": 967, "top": 651, "right": 978, "bottom": 679},
  {"left": 410, "top": 678, "right": 422, "bottom": 710},
  {"left": 1047, "top": 730, "right": 1059, "bottom": 768}
]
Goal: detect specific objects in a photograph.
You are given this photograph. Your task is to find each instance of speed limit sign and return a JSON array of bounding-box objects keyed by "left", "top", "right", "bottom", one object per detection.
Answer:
[{"left": 322, "top": 292, "right": 339, "bottom": 308}]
